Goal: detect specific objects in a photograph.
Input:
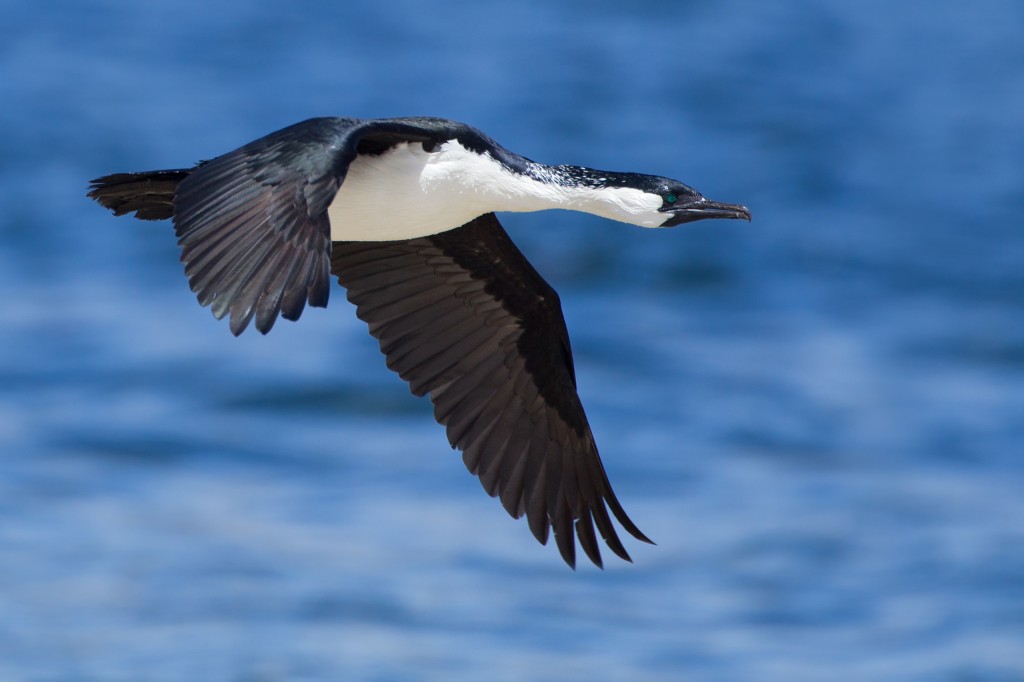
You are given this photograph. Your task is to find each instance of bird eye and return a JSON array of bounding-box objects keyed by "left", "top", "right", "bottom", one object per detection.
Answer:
[{"left": 665, "top": 193, "right": 677, "bottom": 204}]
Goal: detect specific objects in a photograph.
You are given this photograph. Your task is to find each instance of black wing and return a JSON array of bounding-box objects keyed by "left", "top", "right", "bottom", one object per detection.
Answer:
[
  {"left": 332, "top": 213, "right": 652, "bottom": 568},
  {"left": 142, "top": 117, "right": 448, "bottom": 334}
]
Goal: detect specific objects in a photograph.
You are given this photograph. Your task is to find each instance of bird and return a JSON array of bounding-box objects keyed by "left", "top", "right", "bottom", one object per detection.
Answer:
[{"left": 88, "top": 116, "right": 750, "bottom": 568}]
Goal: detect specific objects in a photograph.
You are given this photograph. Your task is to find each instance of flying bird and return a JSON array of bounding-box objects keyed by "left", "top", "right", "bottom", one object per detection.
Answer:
[{"left": 88, "top": 116, "right": 750, "bottom": 568}]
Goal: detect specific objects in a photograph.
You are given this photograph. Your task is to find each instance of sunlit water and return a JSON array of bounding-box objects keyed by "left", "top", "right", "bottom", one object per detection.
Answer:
[{"left": 1, "top": 2, "right": 1022, "bottom": 680}]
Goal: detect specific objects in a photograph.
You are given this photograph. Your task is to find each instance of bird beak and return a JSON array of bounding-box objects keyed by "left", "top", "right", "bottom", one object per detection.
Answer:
[{"left": 662, "top": 197, "right": 752, "bottom": 226}]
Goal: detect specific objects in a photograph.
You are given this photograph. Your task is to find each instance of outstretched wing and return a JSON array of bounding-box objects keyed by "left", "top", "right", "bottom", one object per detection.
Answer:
[
  {"left": 152, "top": 117, "right": 442, "bottom": 334},
  {"left": 332, "top": 213, "right": 652, "bottom": 568}
]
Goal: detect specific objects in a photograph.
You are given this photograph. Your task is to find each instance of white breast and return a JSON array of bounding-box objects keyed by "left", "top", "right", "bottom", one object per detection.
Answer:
[{"left": 327, "top": 141, "right": 552, "bottom": 241}]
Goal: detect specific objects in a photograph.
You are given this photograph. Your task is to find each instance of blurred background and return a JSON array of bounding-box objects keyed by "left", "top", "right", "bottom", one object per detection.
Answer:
[{"left": 1, "top": 1, "right": 1022, "bottom": 680}]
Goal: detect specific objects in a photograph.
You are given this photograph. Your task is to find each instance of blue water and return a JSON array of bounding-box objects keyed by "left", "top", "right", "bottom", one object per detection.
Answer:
[{"left": 2, "top": 1, "right": 1023, "bottom": 680}]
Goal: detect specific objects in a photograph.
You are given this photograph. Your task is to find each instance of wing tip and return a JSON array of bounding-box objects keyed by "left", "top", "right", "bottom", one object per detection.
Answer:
[{"left": 87, "top": 170, "right": 190, "bottom": 221}]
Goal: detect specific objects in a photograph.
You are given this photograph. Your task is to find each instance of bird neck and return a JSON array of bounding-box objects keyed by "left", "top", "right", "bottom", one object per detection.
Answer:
[{"left": 514, "top": 163, "right": 665, "bottom": 227}]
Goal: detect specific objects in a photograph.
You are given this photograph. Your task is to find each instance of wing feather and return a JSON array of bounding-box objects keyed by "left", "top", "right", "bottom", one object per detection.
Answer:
[{"left": 332, "top": 213, "right": 652, "bottom": 568}]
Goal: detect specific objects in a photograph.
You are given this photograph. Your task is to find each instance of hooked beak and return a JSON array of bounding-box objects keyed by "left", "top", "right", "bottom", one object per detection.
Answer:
[{"left": 662, "top": 197, "right": 752, "bottom": 226}]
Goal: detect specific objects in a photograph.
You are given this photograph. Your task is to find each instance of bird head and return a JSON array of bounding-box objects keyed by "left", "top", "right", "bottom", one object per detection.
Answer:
[{"left": 645, "top": 177, "right": 751, "bottom": 227}]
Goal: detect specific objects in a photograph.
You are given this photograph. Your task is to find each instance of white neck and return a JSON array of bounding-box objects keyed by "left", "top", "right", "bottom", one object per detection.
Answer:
[{"left": 327, "top": 141, "right": 664, "bottom": 241}]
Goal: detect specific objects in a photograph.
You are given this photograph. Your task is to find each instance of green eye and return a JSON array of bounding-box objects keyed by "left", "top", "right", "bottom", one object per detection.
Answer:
[{"left": 665, "top": 193, "right": 677, "bottom": 204}]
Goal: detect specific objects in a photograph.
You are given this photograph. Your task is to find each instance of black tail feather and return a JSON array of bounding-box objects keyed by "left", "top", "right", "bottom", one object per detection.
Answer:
[{"left": 88, "top": 169, "right": 192, "bottom": 221}]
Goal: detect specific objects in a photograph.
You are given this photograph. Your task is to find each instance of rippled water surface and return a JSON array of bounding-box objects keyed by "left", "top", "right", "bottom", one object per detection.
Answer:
[{"left": 2, "top": 2, "right": 1023, "bottom": 680}]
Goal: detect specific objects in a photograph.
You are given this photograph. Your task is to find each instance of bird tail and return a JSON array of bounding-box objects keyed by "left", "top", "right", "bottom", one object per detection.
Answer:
[{"left": 87, "top": 169, "right": 193, "bottom": 221}]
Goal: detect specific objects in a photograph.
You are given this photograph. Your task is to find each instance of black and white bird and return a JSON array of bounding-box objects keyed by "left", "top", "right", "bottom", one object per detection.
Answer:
[{"left": 88, "top": 116, "right": 750, "bottom": 568}]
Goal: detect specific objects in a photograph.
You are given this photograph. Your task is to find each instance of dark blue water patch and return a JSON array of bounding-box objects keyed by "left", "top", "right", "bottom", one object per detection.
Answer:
[
  {"left": 719, "top": 530, "right": 872, "bottom": 629},
  {"left": 893, "top": 307, "right": 1024, "bottom": 373},
  {"left": 718, "top": 390, "right": 850, "bottom": 464},
  {"left": 47, "top": 433, "right": 198, "bottom": 467},
  {"left": 295, "top": 593, "right": 416, "bottom": 626},
  {"left": 217, "top": 380, "right": 428, "bottom": 418}
]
